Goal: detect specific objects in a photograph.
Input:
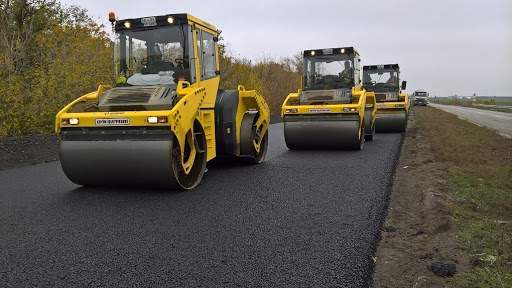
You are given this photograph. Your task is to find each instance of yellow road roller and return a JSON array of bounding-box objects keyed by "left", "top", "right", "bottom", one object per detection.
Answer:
[
  {"left": 55, "top": 13, "right": 270, "bottom": 190},
  {"left": 281, "top": 47, "right": 376, "bottom": 150},
  {"left": 363, "top": 64, "right": 409, "bottom": 132}
]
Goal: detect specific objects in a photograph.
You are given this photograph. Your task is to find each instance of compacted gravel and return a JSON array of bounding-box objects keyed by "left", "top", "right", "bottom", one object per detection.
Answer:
[
  {"left": 0, "top": 124, "right": 402, "bottom": 287},
  {"left": 0, "top": 134, "right": 59, "bottom": 170}
]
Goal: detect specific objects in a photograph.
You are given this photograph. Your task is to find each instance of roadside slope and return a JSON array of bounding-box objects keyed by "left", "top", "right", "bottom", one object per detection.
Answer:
[{"left": 373, "top": 107, "right": 512, "bottom": 287}]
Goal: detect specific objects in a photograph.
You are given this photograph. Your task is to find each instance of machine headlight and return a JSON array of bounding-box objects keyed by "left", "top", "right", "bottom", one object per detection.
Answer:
[
  {"left": 62, "top": 118, "right": 79, "bottom": 125},
  {"left": 147, "top": 116, "right": 168, "bottom": 124},
  {"left": 123, "top": 21, "right": 131, "bottom": 29},
  {"left": 285, "top": 108, "right": 298, "bottom": 113},
  {"left": 343, "top": 108, "right": 357, "bottom": 113},
  {"left": 148, "top": 116, "right": 158, "bottom": 124},
  {"left": 310, "top": 51, "right": 316, "bottom": 56},
  {"left": 340, "top": 48, "right": 346, "bottom": 53},
  {"left": 167, "top": 16, "right": 174, "bottom": 24}
]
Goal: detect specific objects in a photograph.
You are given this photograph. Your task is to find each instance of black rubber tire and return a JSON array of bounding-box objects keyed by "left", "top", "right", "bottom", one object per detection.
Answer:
[{"left": 171, "top": 121, "right": 207, "bottom": 190}]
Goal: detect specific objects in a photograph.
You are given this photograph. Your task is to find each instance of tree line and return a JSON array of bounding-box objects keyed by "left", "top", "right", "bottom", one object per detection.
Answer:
[{"left": 0, "top": 0, "right": 302, "bottom": 136}]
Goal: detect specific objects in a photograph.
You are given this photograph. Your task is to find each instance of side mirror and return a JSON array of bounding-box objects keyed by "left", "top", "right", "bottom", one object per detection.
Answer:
[
  {"left": 401, "top": 80, "right": 407, "bottom": 90},
  {"left": 213, "top": 36, "right": 220, "bottom": 42}
]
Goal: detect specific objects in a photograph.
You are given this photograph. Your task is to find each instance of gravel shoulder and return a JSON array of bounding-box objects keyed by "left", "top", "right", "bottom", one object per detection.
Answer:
[{"left": 0, "top": 134, "right": 59, "bottom": 170}]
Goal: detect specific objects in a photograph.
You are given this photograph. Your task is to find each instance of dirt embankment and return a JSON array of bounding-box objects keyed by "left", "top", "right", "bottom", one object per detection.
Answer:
[{"left": 373, "top": 106, "right": 512, "bottom": 287}]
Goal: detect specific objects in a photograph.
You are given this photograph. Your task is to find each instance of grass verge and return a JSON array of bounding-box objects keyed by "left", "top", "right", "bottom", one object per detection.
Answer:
[
  {"left": 372, "top": 106, "right": 511, "bottom": 287},
  {"left": 420, "top": 107, "right": 511, "bottom": 286}
]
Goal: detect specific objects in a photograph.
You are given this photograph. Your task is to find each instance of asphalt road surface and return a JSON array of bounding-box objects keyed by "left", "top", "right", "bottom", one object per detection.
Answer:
[
  {"left": 430, "top": 103, "right": 512, "bottom": 138},
  {"left": 1, "top": 124, "right": 402, "bottom": 287}
]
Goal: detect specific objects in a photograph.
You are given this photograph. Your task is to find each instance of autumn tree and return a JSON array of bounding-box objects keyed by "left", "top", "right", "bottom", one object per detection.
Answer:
[{"left": 0, "top": 0, "right": 112, "bottom": 135}]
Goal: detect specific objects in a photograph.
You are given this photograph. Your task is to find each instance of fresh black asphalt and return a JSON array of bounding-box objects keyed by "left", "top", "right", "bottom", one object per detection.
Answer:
[{"left": 0, "top": 123, "right": 402, "bottom": 287}]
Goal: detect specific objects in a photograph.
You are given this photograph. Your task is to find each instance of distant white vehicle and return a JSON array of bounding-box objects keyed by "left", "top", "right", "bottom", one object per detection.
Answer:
[{"left": 413, "top": 90, "right": 429, "bottom": 106}]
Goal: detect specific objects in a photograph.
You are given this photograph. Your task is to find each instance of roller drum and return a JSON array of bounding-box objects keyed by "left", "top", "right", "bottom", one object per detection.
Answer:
[
  {"left": 60, "top": 140, "right": 181, "bottom": 189},
  {"left": 375, "top": 111, "right": 407, "bottom": 133},
  {"left": 284, "top": 115, "right": 361, "bottom": 149}
]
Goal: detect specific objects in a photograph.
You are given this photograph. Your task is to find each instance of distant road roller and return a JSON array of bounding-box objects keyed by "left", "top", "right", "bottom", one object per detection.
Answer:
[
  {"left": 55, "top": 13, "right": 270, "bottom": 190},
  {"left": 281, "top": 47, "right": 376, "bottom": 150},
  {"left": 363, "top": 64, "right": 409, "bottom": 132}
]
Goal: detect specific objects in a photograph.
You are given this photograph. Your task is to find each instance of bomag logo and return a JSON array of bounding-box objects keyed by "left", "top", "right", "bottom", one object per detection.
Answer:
[{"left": 95, "top": 119, "right": 130, "bottom": 126}]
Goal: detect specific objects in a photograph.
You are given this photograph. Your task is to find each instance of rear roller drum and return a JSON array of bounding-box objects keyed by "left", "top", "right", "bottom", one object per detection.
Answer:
[
  {"left": 365, "top": 124, "right": 375, "bottom": 141},
  {"left": 352, "top": 121, "right": 365, "bottom": 150},
  {"left": 171, "top": 121, "right": 207, "bottom": 190},
  {"left": 364, "top": 109, "right": 375, "bottom": 141},
  {"left": 240, "top": 111, "right": 268, "bottom": 164}
]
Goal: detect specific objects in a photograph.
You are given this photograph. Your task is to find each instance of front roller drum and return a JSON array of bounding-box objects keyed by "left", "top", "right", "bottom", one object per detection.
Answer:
[
  {"left": 59, "top": 127, "right": 207, "bottom": 190},
  {"left": 284, "top": 116, "right": 363, "bottom": 150},
  {"left": 375, "top": 111, "right": 407, "bottom": 133}
]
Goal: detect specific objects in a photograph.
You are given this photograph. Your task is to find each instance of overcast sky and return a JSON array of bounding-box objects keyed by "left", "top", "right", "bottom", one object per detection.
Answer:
[{"left": 62, "top": 0, "right": 512, "bottom": 97}]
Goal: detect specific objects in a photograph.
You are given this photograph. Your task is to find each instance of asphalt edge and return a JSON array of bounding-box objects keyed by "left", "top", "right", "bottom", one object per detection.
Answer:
[{"left": 366, "top": 112, "right": 411, "bottom": 287}]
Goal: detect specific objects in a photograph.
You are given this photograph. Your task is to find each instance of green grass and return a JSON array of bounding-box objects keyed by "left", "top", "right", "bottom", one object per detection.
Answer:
[
  {"left": 451, "top": 268, "right": 512, "bottom": 288},
  {"left": 446, "top": 152, "right": 511, "bottom": 287},
  {"left": 493, "top": 97, "right": 512, "bottom": 106},
  {"left": 417, "top": 107, "right": 512, "bottom": 287}
]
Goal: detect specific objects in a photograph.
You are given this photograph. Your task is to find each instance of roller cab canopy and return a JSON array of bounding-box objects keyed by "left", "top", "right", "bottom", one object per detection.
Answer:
[
  {"left": 303, "top": 47, "right": 359, "bottom": 58},
  {"left": 363, "top": 64, "right": 400, "bottom": 92},
  {"left": 114, "top": 14, "right": 218, "bottom": 33},
  {"left": 363, "top": 64, "right": 403, "bottom": 102},
  {"left": 302, "top": 47, "right": 362, "bottom": 93}
]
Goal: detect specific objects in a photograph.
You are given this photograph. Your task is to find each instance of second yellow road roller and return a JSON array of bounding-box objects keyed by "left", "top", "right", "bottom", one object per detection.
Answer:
[
  {"left": 55, "top": 13, "right": 270, "bottom": 190},
  {"left": 281, "top": 47, "right": 376, "bottom": 150},
  {"left": 363, "top": 64, "right": 409, "bottom": 132}
]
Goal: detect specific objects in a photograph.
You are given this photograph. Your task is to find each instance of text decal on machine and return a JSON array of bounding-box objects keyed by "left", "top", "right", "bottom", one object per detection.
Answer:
[
  {"left": 309, "top": 108, "right": 332, "bottom": 113},
  {"left": 95, "top": 119, "right": 130, "bottom": 126},
  {"left": 141, "top": 17, "right": 157, "bottom": 27}
]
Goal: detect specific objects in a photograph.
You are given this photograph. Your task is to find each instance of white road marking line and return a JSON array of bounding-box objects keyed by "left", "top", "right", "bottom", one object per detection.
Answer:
[
  {"left": 469, "top": 121, "right": 483, "bottom": 127},
  {"left": 498, "top": 132, "right": 512, "bottom": 139}
]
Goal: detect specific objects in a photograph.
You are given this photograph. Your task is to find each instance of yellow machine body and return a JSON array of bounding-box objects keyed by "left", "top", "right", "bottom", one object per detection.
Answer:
[
  {"left": 55, "top": 14, "right": 270, "bottom": 189},
  {"left": 281, "top": 47, "right": 376, "bottom": 149},
  {"left": 363, "top": 64, "right": 408, "bottom": 132}
]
